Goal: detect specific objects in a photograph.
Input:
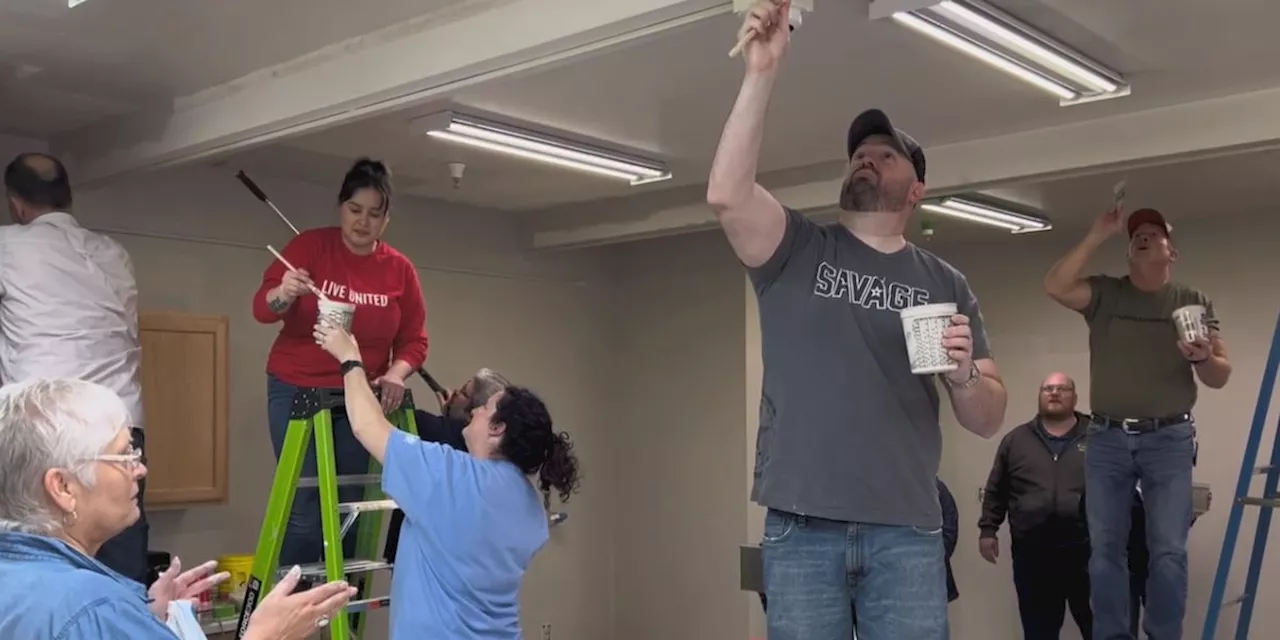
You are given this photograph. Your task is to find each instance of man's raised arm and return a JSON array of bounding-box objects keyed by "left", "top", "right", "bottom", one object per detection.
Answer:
[
  {"left": 706, "top": 0, "right": 791, "bottom": 269},
  {"left": 1045, "top": 208, "right": 1119, "bottom": 311}
]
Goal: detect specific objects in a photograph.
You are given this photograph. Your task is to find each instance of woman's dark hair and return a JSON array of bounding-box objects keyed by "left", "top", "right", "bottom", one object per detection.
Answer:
[
  {"left": 338, "top": 157, "right": 392, "bottom": 212},
  {"left": 494, "top": 386, "right": 581, "bottom": 503}
]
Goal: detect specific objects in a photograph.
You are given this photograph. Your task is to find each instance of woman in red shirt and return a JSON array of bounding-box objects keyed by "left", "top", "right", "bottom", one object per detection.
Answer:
[{"left": 252, "top": 158, "right": 428, "bottom": 567}]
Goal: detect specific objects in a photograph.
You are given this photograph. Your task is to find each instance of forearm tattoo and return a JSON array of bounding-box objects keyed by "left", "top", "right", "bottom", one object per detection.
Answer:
[{"left": 268, "top": 294, "right": 291, "bottom": 314}]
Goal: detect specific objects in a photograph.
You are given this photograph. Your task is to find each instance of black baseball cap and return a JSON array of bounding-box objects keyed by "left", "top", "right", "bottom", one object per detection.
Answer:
[{"left": 846, "top": 109, "right": 926, "bottom": 182}]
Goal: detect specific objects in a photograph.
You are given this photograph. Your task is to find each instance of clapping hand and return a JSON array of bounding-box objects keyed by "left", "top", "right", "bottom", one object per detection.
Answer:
[
  {"left": 244, "top": 565, "right": 356, "bottom": 640},
  {"left": 148, "top": 557, "right": 230, "bottom": 621}
]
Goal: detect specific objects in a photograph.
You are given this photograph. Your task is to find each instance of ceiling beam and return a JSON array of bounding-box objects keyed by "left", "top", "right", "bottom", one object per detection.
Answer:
[
  {"left": 54, "top": 0, "right": 729, "bottom": 186},
  {"left": 531, "top": 85, "right": 1280, "bottom": 249}
]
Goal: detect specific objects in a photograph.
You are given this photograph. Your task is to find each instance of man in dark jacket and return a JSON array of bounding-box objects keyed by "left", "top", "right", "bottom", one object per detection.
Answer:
[{"left": 978, "top": 372, "right": 1092, "bottom": 639}]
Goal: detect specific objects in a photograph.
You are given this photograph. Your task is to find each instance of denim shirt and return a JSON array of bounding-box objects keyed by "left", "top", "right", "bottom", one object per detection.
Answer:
[{"left": 0, "top": 532, "right": 177, "bottom": 639}]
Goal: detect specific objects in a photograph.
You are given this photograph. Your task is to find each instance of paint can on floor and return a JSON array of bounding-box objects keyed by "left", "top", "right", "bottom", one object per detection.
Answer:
[{"left": 216, "top": 555, "right": 255, "bottom": 606}]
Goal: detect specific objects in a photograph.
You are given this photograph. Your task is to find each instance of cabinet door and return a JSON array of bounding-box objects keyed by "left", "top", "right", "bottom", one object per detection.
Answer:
[{"left": 138, "top": 311, "right": 229, "bottom": 508}]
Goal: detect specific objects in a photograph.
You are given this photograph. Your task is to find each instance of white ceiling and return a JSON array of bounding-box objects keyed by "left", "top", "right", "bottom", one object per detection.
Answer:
[
  {"left": 0, "top": 0, "right": 467, "bottom": 137},
  {"left": 240, "top": 0, "right": 1280, "bottom": 212}
]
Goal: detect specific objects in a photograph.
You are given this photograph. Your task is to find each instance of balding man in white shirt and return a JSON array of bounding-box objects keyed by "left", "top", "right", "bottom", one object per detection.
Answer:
[{"left": 2, "top": 153, "right": 148, "bottom": 584}]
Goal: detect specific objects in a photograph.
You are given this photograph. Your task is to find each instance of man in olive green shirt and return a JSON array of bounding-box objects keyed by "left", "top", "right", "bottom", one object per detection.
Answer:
[{"left": 1044, "top": 206, "right": 1231, "bottom": 640}]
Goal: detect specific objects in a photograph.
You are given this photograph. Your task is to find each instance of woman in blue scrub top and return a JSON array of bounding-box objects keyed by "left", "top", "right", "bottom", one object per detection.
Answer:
[{"left": 314, "top": 321, "right": 581, "bottom": 639}]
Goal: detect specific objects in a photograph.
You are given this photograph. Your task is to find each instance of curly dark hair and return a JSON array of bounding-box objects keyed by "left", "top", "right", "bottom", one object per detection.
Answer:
[
  {"left": 494, "top": 386, "right": 581, "bottom": 503},
  {"left": 338, "top": 157, "right": 392, "bottom": 212}
]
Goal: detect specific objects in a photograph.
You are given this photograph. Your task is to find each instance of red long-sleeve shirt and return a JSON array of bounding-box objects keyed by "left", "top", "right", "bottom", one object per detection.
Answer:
[{"left": 253, "top": 227, "right": 428, "bottom": 388}]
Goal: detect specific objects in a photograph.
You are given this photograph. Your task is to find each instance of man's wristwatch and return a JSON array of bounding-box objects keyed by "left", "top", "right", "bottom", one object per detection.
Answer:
[
  {"left": 340, "top": 360, "right": 364, "bottom": 376},
  {"left": 942, "top": 361, "right": 981, "bottom": 390}
]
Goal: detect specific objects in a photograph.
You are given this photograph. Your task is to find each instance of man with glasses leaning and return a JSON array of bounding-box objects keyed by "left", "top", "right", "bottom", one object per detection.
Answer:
[{"left": 1, "top": 153, "right": 148, "bottom": 585}]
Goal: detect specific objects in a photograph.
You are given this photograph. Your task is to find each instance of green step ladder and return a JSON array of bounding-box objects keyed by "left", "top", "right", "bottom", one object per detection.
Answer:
[{"left": 234, "top": 386, "right": 419, "bottom": 640}]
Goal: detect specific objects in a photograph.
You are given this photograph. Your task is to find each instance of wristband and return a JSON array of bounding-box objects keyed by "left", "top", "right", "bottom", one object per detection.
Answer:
[{"left": 340, "top": 360, "right": 364, "bottom": 376}]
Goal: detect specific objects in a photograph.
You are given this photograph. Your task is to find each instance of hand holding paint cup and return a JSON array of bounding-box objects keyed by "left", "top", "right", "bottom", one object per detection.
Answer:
[
  {"left": 900, "top": 303, "right": 959, "bottom": 375},
  {"left": 1172, "top": 304, "right": 1209, "bottom": 344}
]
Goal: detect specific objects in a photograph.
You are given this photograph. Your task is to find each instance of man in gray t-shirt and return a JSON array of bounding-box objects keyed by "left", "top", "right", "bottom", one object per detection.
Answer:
[{"left": 707, "top": 4, "right": 1008, "bottom": 639}]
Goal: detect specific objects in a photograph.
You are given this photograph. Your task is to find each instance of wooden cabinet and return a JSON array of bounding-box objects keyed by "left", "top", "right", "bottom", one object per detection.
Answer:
[{"left": 138, "top": 311, "right": 229, "bottom": 509}]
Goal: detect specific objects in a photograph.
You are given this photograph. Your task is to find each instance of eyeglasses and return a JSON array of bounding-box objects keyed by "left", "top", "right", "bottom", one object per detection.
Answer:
[
  {"left": 1041, "top": 385, "right": 1075, "bottom": 394},
  {"left": 94, "top": 446, "right": 145, "bottom": 471}
]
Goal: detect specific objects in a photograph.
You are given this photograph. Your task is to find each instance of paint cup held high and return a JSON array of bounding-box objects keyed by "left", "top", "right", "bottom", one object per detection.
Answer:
[
  {"left": 900, "top": 302, "right": 958, "bottom": 375},
  {"left": 318, "top": 298, "right": 356, "bottom": 332},
  {"left": 1172, "top": 304, "right": 1209, "bottom": 344}
]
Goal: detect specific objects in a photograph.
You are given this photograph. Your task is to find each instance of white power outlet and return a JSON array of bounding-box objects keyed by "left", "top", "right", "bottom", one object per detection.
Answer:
[{"left": 541, "top": 623, "right": 552, "bottom": 640}]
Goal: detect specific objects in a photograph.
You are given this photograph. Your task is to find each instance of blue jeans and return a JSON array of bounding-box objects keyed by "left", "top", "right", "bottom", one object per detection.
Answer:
[
  {"left": 267, "top": 375, "right": 371, "bottom": 567},
  {"left": 1085, "top": 420, "right": 1195, "bottom": 640},
  {"left": 761, "top": 509, "right": 948, "bottom": 640}
]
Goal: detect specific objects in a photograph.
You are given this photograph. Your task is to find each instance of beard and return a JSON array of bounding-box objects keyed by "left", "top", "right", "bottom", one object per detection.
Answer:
[
  {"left": 839, "top": 174, "right": 909, "bottom": 213},
  {"left": 1039, "top": 404, "right": 1072, "bottom": 420}
]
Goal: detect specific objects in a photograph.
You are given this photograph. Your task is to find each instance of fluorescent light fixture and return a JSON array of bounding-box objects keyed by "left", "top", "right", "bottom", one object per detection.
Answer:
[
  {"left": 919, "top": 196, "right": 1051, "bottom": 234},
  {"left": 414, "top": 112, "right": 671, "bottom": 186},
  {"left": 873, "top": 0, "right": 1128, "bottom": 106},
  {"left": 68, "top": 0, "right": 90, "bottom": 7}
]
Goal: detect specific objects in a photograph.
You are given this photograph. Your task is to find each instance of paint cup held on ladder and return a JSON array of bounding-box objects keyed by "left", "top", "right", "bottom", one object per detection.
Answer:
[
  {"left": 1172, "top": 304, "right": 1209, "bottom": 344},
  {"left": 318, "top": 298, "right": 356, "bottom": 332},
  {"left": 900, "top": 303, "right": 959, "bottom": 375}
]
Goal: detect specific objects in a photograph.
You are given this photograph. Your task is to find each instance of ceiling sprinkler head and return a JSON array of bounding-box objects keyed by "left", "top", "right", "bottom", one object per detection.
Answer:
[{"left": 447, "top": 162, "right": 466, "bottom": 189}]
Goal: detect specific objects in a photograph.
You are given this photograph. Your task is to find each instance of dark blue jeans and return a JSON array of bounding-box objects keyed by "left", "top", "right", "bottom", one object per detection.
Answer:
[
  {"left": 267, "top": 375, "right": 371, "bottom": 567},
  {"left": 1085, "top": 420, "right": 1195, "bottom": 640},
  {"left": 761, "top": 509, "right": 949, "bottom": 640}
]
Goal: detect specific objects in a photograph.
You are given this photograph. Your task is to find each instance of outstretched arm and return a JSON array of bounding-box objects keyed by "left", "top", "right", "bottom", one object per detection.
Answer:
[
  {"left": 707, "top": 0, "right": 791, "bottom": 269},
  {"left": 1045, "top": 208, "right": 1119, "bottom": 312},
  {"left": 314, "top": 322, "right": 394, "bottom": 462}
]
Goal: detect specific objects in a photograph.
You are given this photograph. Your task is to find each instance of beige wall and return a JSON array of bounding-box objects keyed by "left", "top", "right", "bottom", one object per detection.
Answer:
[
  {"left": 609, "top": 231, "right": 750, "bottom": 640},
  {"left": 69, "top": 165, "right": 616, "bottom": 640}
]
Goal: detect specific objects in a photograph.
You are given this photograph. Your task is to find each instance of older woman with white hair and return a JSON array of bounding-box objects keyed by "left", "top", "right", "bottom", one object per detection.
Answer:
[{"left": 0, "top": 378, "right": 356, "bottom": 639}]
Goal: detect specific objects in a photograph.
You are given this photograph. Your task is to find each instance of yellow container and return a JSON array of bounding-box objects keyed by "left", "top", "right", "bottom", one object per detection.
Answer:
[{"left": 217, "top": 554, "right": 255, "bottom": 605}]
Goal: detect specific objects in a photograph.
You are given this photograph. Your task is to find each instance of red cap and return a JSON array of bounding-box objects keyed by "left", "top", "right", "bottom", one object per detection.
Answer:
[{"left": 1127, "top": 208, "right": 1171, "bottom": 238}]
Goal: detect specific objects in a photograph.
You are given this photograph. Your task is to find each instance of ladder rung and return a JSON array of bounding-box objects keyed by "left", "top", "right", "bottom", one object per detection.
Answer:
[
  {"left": 285, "top": 558, "right": 393, "bottom": 579},
  {"left": 297, "top": 474, "right": 382, "bottom": 488},
  {"left": 1256, "top": 465, "right": 1277, "bottom": 474},
  {"left": 1238, "top": 496, "right": 1280, "bottom": 508},
  {"left": 338, "top": 499, "right": 398, "bottom": 514},
  {"left": 346, "top": 596, "right": 391, "bottom": 614}
]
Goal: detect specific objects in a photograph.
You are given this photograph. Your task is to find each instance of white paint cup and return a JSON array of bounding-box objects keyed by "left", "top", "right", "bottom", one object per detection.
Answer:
[
  {"left": 1172, "top": 304, "right": 1209, "bottom": 344},
  {"left": 900, "top": 302, "right": 959, "bottom": 375},
  {"left": 317, "top": 298, "right": 356, "bottom": 332}
]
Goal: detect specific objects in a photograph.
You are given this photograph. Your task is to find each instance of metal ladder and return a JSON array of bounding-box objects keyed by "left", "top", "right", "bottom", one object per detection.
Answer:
[
  {"left": 235, "top": 386, "right": 419, "bottom": 640},
  {"left": 1202, "top": 312, "right": 1280, "bottom": 638}
]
